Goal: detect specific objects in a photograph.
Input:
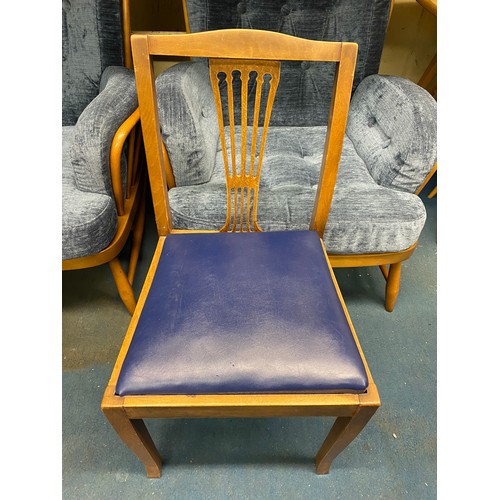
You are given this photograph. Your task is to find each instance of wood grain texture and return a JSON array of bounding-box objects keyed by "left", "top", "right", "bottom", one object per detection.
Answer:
[{"left": 209, "top": 59, "right": 280, "bottom": 231}]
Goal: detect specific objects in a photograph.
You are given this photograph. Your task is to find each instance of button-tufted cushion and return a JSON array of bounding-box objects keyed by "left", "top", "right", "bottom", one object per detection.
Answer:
[
  {"left": 62, "top": 0, "right": 124, "bottom": 126},
  {"left": 184, "top": 0, "right": 392, "bottom": 126},
  {"left": 116, "top": 231, "right": 368, "bottom": 396},
  {"left": 167, "top": 126, "right": 427, "bottom": 254},
  {"left": 346, "top": 75, "right": 438, "bottom": 194}
]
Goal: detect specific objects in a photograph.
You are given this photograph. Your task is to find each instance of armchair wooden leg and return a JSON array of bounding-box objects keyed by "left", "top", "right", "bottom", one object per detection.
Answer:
[
  {"left": 315, "top": 406, "right": 378, "bottom": 475},
  {"left": 127, "top": 188, "right": 147, "bottom": 285},
  {"left": 102, "top": 406, "right": 162, "bottom": 478},
  {"left": 385, "top": 262, "right": 402, "bottom": 312},
  {"left": 109, "top": 258, "right": 136, "bottom": 314}
]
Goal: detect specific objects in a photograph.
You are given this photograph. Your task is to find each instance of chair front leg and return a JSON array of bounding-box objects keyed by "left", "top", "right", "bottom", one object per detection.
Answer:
[
  {"left": 102, "top": 405, "right": 162, "bottom": 478},
  {"left": 315, "top": 405, "right": 378, "bottom": 474}
]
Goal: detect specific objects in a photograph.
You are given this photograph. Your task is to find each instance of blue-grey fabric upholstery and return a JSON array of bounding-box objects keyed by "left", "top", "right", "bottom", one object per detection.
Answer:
[
  {"left": 63, "top": 126, "right": 118, "bottom": 260},
  {"left": 156, "top": 62, "right": 219, "bottom": 186},
  {"left": 346, "top": 74, "right": 438, "bottom": 194},
  {"left": 184, "top": 0, "right": 391, "bottom": 126},
  {"left": 155, "top": 59, "right": 435, "bottom": 253},
  {"left": 155, "top": 0, "right": 437, "bottom": 256},
  {"left": 62, "top": 67, "right": 137, "bottom": 260},
  {"left": 167, "top": 126, "right": 427, "bottom": 254},
  {"left": 62, "top": 0, "right": 124, "bottom": 126}
]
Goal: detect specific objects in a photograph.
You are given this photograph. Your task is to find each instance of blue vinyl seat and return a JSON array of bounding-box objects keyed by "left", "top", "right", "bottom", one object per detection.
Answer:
[{"left": 116, "top": 231, "right": 368, "bottom": 396}]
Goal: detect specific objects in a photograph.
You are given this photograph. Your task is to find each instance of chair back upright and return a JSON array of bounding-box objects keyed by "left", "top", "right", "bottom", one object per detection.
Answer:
[{"left": 131, "top": 30, "right": 357, "bottom": 238}]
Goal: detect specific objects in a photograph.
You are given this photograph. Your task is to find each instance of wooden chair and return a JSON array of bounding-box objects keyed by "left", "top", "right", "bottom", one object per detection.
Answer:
[{"left": 102, "top": 29, "right": 380, "bottom": 478}]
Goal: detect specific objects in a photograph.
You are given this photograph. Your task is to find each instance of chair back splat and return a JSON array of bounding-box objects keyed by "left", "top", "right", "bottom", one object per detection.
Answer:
[
  {"left": 102, "top": 29, "right": 380, "bottom": 480},
  {"left": 210, "top": 58, "right": 280, "bottom": 232}
]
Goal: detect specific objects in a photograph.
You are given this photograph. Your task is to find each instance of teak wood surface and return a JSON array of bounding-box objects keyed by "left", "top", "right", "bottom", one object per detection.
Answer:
[{"left": 102, "top": 29, "right": 381, "bottom": 478}]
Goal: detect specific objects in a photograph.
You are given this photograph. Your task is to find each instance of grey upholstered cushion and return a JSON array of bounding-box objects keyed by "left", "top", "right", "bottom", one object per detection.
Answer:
[
  {"left": 70, "top": 67, "right": 137, "bottom": 198},
  {"left": 167, "top": 126, "right": 427, "bottom": 254},
  {"left": 62, "top": 127, "right": 117, "bottom": 260},
  {"left": 156, "top": 62, "right": 219, "bottom": 186},
  {"left": 62, "top": 67, "right": 137, "bottom": 261},
  {"left": 184, "top": 0, "right": 391, "bottom": 126},
  {"left": 62, "top": 0, "right": 124, "bottom": 126},
  {"left": 346, "top": 74, "right": 438, "bottom": 193}
]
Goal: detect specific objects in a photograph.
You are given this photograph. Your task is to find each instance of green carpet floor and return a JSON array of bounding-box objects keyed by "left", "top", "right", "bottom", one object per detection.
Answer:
[{"left": 62, "top": 188, "right": 436, "bottom": 499}]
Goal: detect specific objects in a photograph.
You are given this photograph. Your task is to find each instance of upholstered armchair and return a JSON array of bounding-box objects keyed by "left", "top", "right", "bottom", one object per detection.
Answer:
[
  {"left": 153, "top": 0, "right": 437, "bottom": 311},
  {"left": 62, "top": 0, "right": 145, "bottom": 314}
]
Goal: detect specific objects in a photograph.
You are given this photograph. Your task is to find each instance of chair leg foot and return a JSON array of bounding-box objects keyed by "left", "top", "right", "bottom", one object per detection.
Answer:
[
  {"left": 385, "top": 262, "right": 402, "bottom": 312},
  {"left": 109, "top": 258, "right": 137, "bottom": 314},
  {"left": 315, "top": 406, "right": 378, "bottom": 475},
  {"left": 102, "top": 406, "right": 162, "bottom": 478}
]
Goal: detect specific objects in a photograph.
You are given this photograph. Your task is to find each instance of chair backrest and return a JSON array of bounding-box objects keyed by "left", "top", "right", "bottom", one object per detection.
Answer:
[
  {"left": 62, "top": 0, "right": 130, "bottom": 126},
  {"left": 183, "top": 0, "right": 392, "bottom": 126},
  {"left": 132, "top": 30, "right": 357, "bottom": 238}
]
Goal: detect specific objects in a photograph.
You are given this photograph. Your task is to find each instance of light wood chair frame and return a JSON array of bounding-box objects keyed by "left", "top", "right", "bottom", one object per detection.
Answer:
[
  {"left": 102, "top": 29, "right": 380, "bottom": 478},
  {"left": 62, "top": 0, "right": 146, "bottom": 315}
]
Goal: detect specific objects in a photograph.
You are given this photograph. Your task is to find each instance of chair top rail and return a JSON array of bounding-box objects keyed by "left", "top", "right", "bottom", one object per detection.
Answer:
[{"left": 134, "top": 29, "right": 350, "bottom": 62}]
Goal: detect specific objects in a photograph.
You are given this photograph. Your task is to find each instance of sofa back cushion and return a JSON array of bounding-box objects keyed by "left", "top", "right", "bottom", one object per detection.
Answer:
[
  {"left": 184, "top": 0, "right": 391, "bottom": 126},
  {"left": 62, "top": 0, "right": 124, "bottom": 125}
]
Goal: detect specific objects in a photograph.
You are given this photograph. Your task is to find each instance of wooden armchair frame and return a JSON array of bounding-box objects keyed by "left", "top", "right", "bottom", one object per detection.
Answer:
[
  {"left": 62, "top": 0, "right": 146, "bottom": 315},
  {"left": 102, "top": 29, "right": 380, "bottom": 478},
  {"left": 62, "top": 111, "right": 146, "bottom": 314}
]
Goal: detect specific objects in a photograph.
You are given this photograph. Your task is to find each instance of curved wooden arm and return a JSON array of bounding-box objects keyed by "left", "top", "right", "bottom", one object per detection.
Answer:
[
  {"left": 110, "top": 107, "right": 141, "bottom": 216},
  {"left": 416, "top": 0, "right": 437, "bottom": 17},
  {"left": 415, "top": 162, "right": 437, "bottom": 196}
]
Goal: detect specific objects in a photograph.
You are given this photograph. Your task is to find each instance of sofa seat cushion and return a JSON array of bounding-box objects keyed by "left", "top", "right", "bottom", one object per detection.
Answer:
[
  {"left": 62, "top": 126, "right": 117, "bottom": 260},
  {"left": 116, "top": 231, "right": 368, "bottom": 396},
  {"left": 167, "top": 126, "right": 427, "bottom": 254}
]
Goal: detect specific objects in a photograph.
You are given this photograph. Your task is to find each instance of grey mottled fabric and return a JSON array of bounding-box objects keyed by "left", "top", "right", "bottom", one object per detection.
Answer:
[
  {"left": 62, "top": 127, "right": 117, "bottom": 260},
  {"left": 62, "top": 67, "right": 137, "bottom": 260},
  {"left": 156, "top": 62, "right": 219, "bottom": 186},
  {"left": 167, "top": 127, "right": 427, "bottom": 254},
  {"left": 62, "top": 0, "right": 124, "bottom": 126},
  {"left": 346, "top": 74, "right": 437, "bottom": 193},
  {"left": 184, "top": 0, "right": 391, "bottom": 126},
  {"left": 71, "top": 67, "right": 137, "bottom": 198}
]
